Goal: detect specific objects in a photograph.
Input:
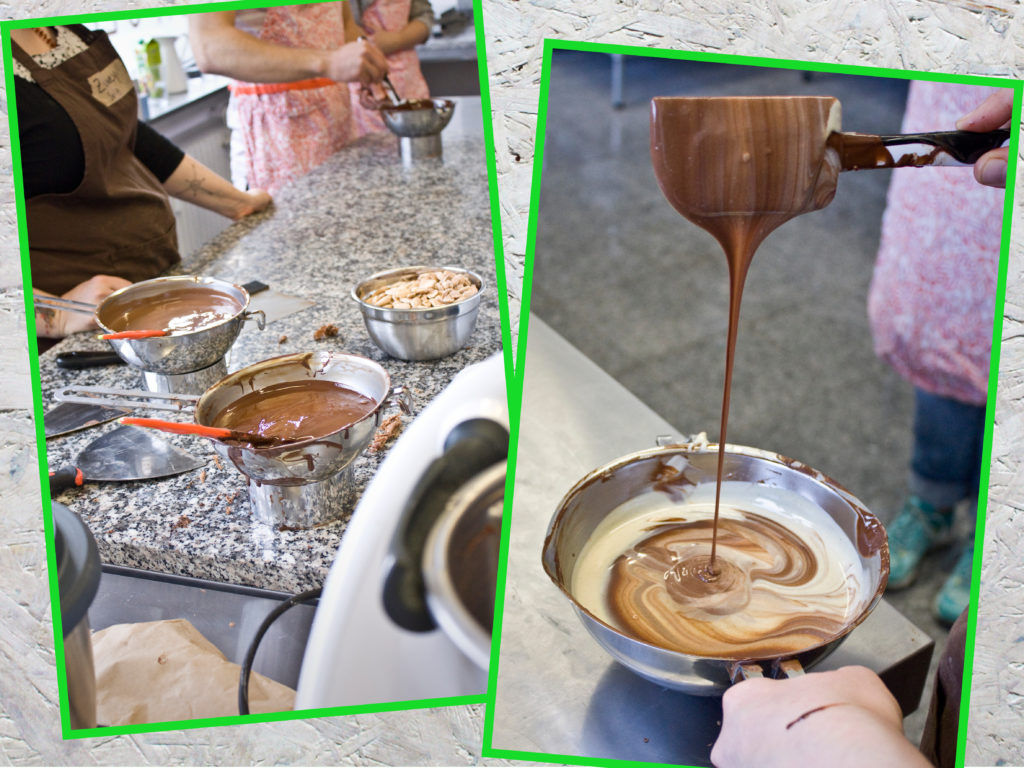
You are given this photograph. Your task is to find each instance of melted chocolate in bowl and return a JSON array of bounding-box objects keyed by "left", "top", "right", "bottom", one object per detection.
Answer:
[
  {"left": 650, "top": 96, "right": 842, "bottom": 571},
  {"left": 211, "top": 379, "right": 378, "bottom": 443},
  {"left": 571, "top": 482, "right": 868, "bottom": 659},
  {"left": 102, "top": 285, "right": 243, "bottom": 334},
  {"left": 382, "top": 98, "right": 437, "bottom": 112}
]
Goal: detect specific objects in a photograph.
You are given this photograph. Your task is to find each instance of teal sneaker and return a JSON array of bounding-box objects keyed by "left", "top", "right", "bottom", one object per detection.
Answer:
[
  {"left": 934, "top": 546, "right": 973, "bottom": 625},
  {"left": 886, "top": 496, "right": 954, "bottom": 591}
]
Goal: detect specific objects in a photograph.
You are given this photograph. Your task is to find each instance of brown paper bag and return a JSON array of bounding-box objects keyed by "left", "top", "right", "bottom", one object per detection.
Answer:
[{"left": 92, "top": 618, "right": 295, "bottom": 725}]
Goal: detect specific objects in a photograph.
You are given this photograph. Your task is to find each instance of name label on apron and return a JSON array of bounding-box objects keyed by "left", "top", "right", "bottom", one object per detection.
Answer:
[{"left": 88, "top": 59, "right": 133, "bottom": 107}]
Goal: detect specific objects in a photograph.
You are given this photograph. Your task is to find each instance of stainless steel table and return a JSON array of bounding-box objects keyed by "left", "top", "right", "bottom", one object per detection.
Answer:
[{"left": 487, "top": 317, "right": 934, "bottom": 767}]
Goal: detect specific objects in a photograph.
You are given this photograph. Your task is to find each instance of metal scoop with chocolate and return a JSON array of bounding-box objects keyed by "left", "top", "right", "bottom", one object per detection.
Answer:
[{"left": 646, "top": 95, "right": 998, "bottom": 586}]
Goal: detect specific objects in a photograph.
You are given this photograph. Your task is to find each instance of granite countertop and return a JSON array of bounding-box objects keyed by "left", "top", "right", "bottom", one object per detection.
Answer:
[{"left": 40, "top": 121, "right": 501, "bottom": 595}]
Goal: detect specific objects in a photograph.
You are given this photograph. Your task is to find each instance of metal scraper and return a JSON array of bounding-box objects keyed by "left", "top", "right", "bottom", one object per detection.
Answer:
[
  {"left": 242, "top": 280, "right": 315, "bottom": 324},
  {"left": 49, "top": 425, "right": 206, "bottom": 495},
  {"left": 44, "top": 402, "right": 130, "bottom": 439}
]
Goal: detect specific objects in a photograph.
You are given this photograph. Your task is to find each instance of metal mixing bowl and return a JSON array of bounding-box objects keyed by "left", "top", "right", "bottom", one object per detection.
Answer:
[
  {"left": 380, "top": 98, "right": 455, "bottom": 137},
  {"left": 95, "top": 275, "right": 263, "bottom": 374},
  {"left": 193, "top": 351, "right": 401, "bottom": 486},
  {"left": 542, "top": 441, "right": 889, "bottom": 695},
  {"left": 352, "top": 266, "right": 483, "bottom": 361}
]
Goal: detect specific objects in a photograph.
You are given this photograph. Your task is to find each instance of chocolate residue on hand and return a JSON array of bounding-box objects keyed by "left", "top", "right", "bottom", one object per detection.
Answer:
[{"left": 786, "top": 702, "right": 849, "bottom": 730}]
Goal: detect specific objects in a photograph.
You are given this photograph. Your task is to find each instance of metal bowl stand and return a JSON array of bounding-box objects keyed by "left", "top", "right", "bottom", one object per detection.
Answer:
[
  {"left": 140, "top": 357, "right": 229, "bottom": 395},
  {"left": 246, "top": 465, "right": 361, "bottom": 530}
]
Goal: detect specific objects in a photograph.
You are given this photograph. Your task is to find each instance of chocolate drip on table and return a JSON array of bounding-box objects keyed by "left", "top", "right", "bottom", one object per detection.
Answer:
[{"left": 650, "top": 96, "right": 841, "bottom": 577}]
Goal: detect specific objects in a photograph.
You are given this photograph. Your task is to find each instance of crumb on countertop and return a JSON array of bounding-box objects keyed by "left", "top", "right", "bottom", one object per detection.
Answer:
[
  {"left": 369, "top": 413, "right": 403, "bottom": 452},
  {"left": 313, "top": 324, "right": 339, "bottom": 341}
]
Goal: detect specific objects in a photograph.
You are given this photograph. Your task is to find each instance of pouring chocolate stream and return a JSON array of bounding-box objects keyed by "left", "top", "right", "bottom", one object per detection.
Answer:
[
  {"left": 650, "top": 95, "right": 842, "bottom": 581},
  {"left": 648, "top": 95, "right": 1001, "bottom": 586}
]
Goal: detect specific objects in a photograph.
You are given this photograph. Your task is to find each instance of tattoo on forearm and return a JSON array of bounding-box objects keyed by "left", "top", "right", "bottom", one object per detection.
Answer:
[{"left": 182, "top": 167, "right": 216, "bottom": 200}]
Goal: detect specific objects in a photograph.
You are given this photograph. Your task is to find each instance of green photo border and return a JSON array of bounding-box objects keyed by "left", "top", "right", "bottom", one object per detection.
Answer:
[
  {"left": 482, "top": 38, "right": 1019, "bottom": 768},
  {"left": 4, "top": 0, "right": 515, "bottom": 739}
]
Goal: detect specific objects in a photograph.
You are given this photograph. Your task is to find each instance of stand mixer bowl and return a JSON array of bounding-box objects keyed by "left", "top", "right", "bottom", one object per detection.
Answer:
[
  {"left": 423, "top": 460, "right": 505, "bottom": 670},
  {"left": 542, "top": 441, "right": 889, "bottom": 695}
]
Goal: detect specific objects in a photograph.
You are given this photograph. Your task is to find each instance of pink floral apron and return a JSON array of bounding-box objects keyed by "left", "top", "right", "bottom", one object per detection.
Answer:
[
  {"left": 230, "top": 3, "right": 354, "bottom": 194},
  {"left": 868, "top": 81, "right": 1005, "bottom": 406},
  {"left": 348, "top": 0, "right": 430, "bottom": 137}
]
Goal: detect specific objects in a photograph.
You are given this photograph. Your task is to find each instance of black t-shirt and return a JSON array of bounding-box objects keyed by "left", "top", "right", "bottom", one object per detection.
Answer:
[{"left": 14, "top": 75, "right": 184, "bottom": 199}]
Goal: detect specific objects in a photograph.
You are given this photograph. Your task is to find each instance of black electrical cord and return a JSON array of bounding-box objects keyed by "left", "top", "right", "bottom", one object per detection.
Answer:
[{"left": 238, "top": 587, "right": 322, "bottom": 716}]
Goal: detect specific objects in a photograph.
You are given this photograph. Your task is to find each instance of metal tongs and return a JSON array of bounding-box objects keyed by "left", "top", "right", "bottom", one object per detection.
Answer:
[
  {"left": 34, "top": 295, "right": 97, "bottom": 315},
  {"left": 381, "top": 74, "right": 404, "bottom": 106},
  {"left": 55, "top": 385, "right": 199, "bottom": 413}
]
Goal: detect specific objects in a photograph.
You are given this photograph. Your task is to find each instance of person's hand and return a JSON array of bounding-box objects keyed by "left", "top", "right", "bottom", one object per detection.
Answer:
[
  {"left": 364, "top": 29, "right": 403, "bottom": 56},
  {"left": 359, "top": 84, "right": 389, "bottom": 111},
  {"left": 956, "top": 90, "right": 1013, "bottom": 187},
  {"left": 710, "top": 666, "right": 929, "bottom": 768},
  {"left": 36, "top": 275, "right": 132, "bottom": 337},
  {"left": 325, "top": 38, "right": 388, "bottom": 85},
  {"left": 230, "top": 189, "right": 272, "bottom": 220}
]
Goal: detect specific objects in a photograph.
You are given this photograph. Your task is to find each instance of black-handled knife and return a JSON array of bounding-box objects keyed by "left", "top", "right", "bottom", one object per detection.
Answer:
[{"left": 56, "top": 350, "right": 126, "bottom": 369}]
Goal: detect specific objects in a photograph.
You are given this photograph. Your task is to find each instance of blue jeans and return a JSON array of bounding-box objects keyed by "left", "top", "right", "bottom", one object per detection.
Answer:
[{"left": 908, "top": 388, "right": 986, "bottom": 510}]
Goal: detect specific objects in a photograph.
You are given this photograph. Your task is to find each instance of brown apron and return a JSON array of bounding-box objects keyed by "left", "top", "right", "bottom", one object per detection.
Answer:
[{"left": 13, "top": 25, "right": 179, "bottom": 296}]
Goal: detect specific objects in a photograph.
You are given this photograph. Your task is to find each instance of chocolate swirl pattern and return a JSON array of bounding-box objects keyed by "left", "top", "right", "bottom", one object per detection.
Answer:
[{"left": 571, "top": 483, "right": 867, "bottom": 659}]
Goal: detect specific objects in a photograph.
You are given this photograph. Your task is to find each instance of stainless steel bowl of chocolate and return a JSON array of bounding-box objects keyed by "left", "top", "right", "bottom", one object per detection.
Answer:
[
  {"left": 379, "top": 98, "right": 456, "bottom": 137},
  {"left": 542, "top": 441, "right": 889, "bottom": 695},
  {"left": 95, "top": 275, "right": 263, "bottom": 374},
  {"left": 194, "top": 351, "right": 398, "bottom": 486}
]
